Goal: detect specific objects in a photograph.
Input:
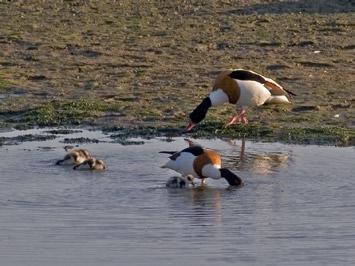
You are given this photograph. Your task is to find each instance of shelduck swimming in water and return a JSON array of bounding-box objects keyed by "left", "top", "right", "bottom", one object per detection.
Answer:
[
  {"left": 73, "top": 158, "right": 106, "bottom": 170},
  {"left": 160, "top": 146, "right": 242, "bottom": 187},
  {"left": 56, "top": 147, "right": 92, "bottom": 166},
  {"left": 185, "top": 69, "right": 295, "bottom": 132}
]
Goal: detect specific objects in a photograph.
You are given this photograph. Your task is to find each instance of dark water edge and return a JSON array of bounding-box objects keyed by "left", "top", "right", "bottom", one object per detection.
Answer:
[{"left": 1, "top": 123, "right": 354, "bottom": 147}]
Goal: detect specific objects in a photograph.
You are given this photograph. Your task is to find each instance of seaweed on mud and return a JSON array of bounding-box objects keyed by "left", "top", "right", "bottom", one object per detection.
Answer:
[
  {"left": 104, "top": 122, "right": 355, "bottom": 146},
  {"left": 61, "top": 137, "right": 101, "bottom": 144},
  {"left": 113, "top": 139, "right": 145, "bottom": 145},
  {"left": 0, "top": 134, "right": 57, "bottom": 145},
  {"left": 44, "top": 129, "right": 83, "bottom": 135}
]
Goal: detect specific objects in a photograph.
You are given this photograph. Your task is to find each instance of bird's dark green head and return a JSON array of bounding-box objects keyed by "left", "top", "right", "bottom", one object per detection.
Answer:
[{"left": 185, "top": 97, "right": 212, "bottom": 132}]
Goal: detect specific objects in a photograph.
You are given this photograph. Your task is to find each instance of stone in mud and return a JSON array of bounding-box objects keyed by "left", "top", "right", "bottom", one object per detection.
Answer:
[
  {"left": 292, "top": 105, "right": 321, "bottom": 112},
  {"left": 27, "top": 75, "right": 47, "bottom": 81}
]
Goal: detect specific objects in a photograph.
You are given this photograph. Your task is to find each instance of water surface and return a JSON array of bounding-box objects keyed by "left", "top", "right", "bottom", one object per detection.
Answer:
[{"left": 0, "top": 129, "right": 354, "bottom": 265}]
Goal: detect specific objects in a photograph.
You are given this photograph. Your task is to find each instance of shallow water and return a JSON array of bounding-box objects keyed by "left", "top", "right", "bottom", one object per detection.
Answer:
[{"left": 0, "top": 129, "right": 354, "bottom": 266}]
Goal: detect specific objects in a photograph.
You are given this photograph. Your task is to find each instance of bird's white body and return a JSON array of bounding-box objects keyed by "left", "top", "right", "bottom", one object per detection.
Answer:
[
  {"left": 264, "top": 95, "right": 290, "bottom": 104},
  {"left": 186, "top": 69, "right": 293, "bottom": 131},
  {"left": 162, "top": 152, "right": 199, "bottom": 177},
  {"left": 209, "top": 89, "right": 229, "bottom": 106},
  {"left": 161, "top": 146, "right": 242, "bottom": 187},
  {"left": 238, "top": 80, "right": 272, "bottom": 107},
  {"left": 210, "top": 79, "right": 288, "bottom": 108},
  {"left": 162, "top": 150, "right": 221, "bottom": 180},
  {"left": 201, "top": 164, "right": 221, "bottom": 180}
]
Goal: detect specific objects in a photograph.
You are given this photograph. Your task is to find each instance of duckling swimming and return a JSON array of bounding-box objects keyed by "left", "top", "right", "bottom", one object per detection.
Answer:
[
  {"left": 56, "top": 147, "right": 92, "bottom": 166},
  {"left": 73, "top": 158, "right": 106, "bottom": 170},
  {"left": 165, "top": 175, "right": 194, "bottom": 188}
]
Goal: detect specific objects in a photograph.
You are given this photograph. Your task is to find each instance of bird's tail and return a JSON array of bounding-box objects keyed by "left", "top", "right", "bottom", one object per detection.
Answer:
[
  {"left": 265, "top": 95, "right": 290, "bottom": 104},
  {"left": 264, "top": 77, "right": 296, "bottom": 97},
  {"left": 159, "top": 151, "right": 177, "bottom": 155},
  {"left": 284, "top": 88, "right": 296, "bottom": 96},
  {"left": 161, "top": 160, "right": 176, "bottom": 169}
]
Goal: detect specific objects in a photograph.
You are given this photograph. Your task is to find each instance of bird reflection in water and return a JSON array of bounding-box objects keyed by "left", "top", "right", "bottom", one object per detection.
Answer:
[
  {"left": 224, "top": 138, "right": 290, "bottom": 175},
  {"left": 167, "top": 186, "right": 222, "bottom": 226},
  {"left": 167, "top": 185, "right": 241, "bottom": 226}
]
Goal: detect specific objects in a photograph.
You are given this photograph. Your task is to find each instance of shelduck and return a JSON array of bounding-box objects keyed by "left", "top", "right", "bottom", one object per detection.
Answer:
[
  {"left": 185, "top": 69, "right": 295, "bottom": 132},
  {"left": 160, "top": 146, "right": 242, "bottom": 187}
]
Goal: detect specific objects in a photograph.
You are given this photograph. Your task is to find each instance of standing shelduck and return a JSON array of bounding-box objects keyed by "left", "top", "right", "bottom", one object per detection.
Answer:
[
  {"left": 185, "top": 69, "right": 295, "bottom": 132},
  {"left": 160, "top": 146, "right": 242, "bottom": 187}
]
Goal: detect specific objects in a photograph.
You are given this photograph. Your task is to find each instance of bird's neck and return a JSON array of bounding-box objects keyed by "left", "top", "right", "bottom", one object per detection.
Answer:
[
  {"left": 189, "top": 97, "right": 212, "bottom": 124},
  {"left": 209, "top": 89, "right": 229, "bottom": 106}
]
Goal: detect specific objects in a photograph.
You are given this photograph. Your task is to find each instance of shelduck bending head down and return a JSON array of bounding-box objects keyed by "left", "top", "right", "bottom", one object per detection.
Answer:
[
  {"left": 185, "top": 69, "right": 295, "bottom": 132},
  {"left": 160, "top": 146, "right": 242, "bottom": 187},
  {"left": 56, "top": 147, "right": 92, "bottom": 166},
  {"left": 73, "top": 158, "right": 106, "bottom": 170}
]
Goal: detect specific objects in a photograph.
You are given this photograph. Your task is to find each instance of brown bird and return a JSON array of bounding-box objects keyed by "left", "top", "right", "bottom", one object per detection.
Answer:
[
  {"left": 56, "top": 147, "right": 92, "bottom": 166},
  {"left": 73, "top": 158, "right": 106, "bottom": 171}
]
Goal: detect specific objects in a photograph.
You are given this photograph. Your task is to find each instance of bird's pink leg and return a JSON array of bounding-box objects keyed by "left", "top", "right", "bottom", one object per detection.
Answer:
[
  {"left": 225, "top": 115, "right": 239, "bottom": 126},
  {"left": 225, "top": 109, "right": 248, "bottom": 127},
  {"left": 240, "top": 110, "right": 248, "bottom": 125}
]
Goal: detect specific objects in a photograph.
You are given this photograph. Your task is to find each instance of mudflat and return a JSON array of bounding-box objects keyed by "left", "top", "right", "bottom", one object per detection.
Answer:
[{"left": 0, "top": 0, "right": 354, "bottom": 145}]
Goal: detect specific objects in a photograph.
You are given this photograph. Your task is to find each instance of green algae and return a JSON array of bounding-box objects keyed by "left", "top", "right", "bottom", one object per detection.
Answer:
[
  {"left": 21, "top": 99, "right": 109, "bottom": 126},
  {"left": 103, "top": 122, "right": 355, "bottom": 146}
]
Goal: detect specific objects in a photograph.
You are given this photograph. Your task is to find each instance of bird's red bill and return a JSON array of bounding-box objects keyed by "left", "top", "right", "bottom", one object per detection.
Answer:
[{"left": 185, "top": 121, "right": 196, "bottom": 132}]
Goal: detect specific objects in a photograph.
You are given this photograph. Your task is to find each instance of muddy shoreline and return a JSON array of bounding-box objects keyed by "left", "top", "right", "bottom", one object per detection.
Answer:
[
  {"left": 0, "top": 1, "right": 354, "bottom": 146},
  {"left": 0, "top": 124, "right": 353, "bottom": 147}
]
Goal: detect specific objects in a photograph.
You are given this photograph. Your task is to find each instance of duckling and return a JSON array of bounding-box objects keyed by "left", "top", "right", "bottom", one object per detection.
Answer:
[
  {"left": 165, "top": 175, "right": 194, "bottom": 188},
  {"left": 56, "top": 148, "right": 92, "bottom": 166},
  {"left": 185, "top": 69, "right": 295, "bottom": 132},
  {"left": 73, "top": 158, "right": 106, "bottom": 170},
  {"left": 160, "top": 146, "right": 242, "bottom": 187}
]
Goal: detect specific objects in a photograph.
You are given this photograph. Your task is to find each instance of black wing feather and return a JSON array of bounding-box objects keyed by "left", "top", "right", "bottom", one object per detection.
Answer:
[
  {"left": 180, "top": 146, "right": 204, "bottom": 156},
  {"left": 229, "top": 70, "right": 265, "bottom": 83}
]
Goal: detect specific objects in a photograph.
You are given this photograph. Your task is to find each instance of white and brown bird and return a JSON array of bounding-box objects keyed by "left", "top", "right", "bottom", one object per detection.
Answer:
[
  {"left": 185, "top": 69, "right": 295, "bottom": 132},
  {"left": 160, "top": 146, "right": 242, "bottom": 187},
  {"left": 56, "top": 147, "right": 92, "bottom": 166},
  {"left": 73, "top": 158, "right": 106, "bottom": 171}
]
